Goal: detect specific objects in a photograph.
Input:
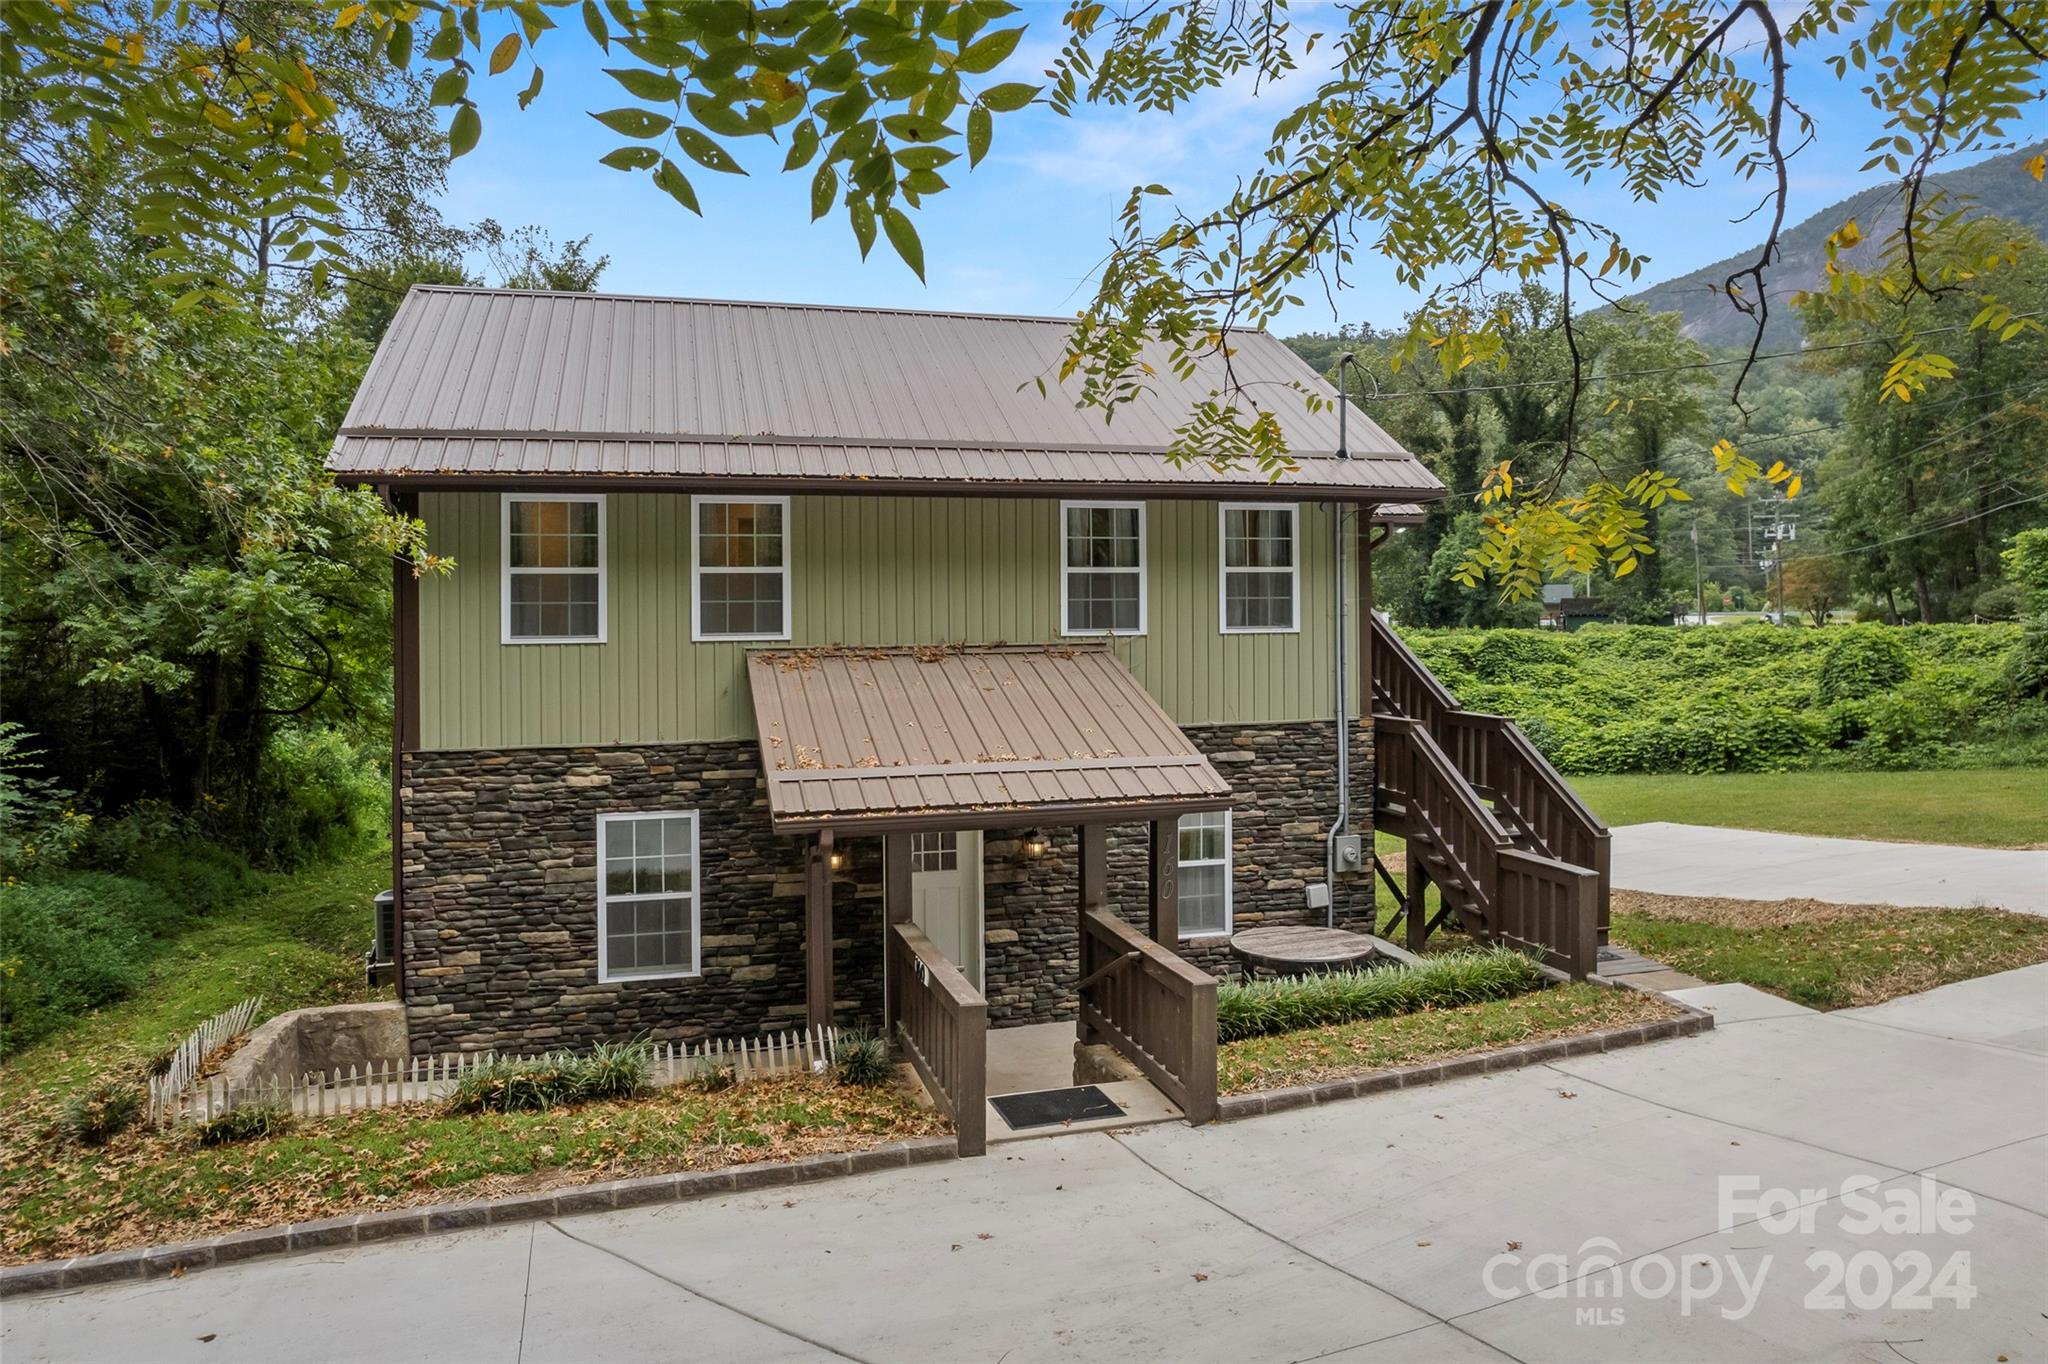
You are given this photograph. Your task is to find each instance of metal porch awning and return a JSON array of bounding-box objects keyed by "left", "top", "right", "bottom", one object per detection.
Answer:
[{"left": 745, "top": 644, "right": 1232, "bottom": 834}]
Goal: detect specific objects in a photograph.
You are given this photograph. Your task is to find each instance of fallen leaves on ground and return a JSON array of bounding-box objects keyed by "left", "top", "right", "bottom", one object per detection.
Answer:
[
  {"left": 1612, "top": 891, "right": 2048, "bottom": 1008},
  {"left": 0, "top": 1073, "right": 945, "bottom": 1266}
]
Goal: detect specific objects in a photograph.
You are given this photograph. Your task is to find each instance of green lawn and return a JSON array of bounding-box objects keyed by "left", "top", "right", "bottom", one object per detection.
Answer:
[
  {"left": 1217, "top": 983, "right": 1673, "bottom": 1094},
  {"left": 1567, "top": 768, "right": 2048, "bottom": 848},
  {"left": 1611, "top": 898, "right": 2048, "bottom": 1009},
  {"left": 0, "top": 846, "right": 390, "bottom": 1104}
]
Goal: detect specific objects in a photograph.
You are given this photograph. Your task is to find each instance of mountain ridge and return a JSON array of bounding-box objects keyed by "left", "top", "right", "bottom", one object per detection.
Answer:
[{"left": 1614, "top": 140, "right": 2048, "bottom": 349}]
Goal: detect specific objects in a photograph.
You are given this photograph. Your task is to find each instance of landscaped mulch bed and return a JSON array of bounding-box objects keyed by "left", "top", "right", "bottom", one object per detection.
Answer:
[
  {"left": 1217, "top": 983, "right": 1679, "bottom": 1095},
  {"left": 1610, "top": 890, "right": 2048, "bottom": 1009},
  {"left": 0, "top": 1073, "right": 945, "bottom": 1266}
]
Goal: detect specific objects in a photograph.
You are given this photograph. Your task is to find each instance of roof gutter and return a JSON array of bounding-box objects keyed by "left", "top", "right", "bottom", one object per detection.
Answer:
[{"left": 337, "top": 470, "right": 1443, "bottom": 506}]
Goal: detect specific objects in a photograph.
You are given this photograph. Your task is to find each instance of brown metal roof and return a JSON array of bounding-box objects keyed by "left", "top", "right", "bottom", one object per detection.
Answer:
[
  {"left": 746, "top": 643, "right": 1232, "bottom": 833},
  {"left": 329, "top": 287, "right": 1443, "bottom": 503}
]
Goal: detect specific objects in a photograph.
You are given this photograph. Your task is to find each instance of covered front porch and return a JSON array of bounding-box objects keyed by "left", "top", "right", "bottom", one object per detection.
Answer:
[{"left": 748, "top": 644, "right": 1229, "bottom": 1155}]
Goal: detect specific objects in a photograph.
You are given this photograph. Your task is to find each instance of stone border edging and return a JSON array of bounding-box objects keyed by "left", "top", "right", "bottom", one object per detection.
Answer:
[
  {"left": 1213, "top": 995, "right": 1714, "bottom": 1122},
  {"left": 0, "top": 1136, "right": 959, "bottom": 1299}
]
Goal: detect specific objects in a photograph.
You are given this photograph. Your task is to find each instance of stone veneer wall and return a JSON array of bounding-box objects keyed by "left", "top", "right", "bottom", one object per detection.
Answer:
[
  {"left": 980, "top": 720, "right": 1376, "bottom": 1024},
  {"left": 400, "top": 742, "right": 884, "bottom": 1056},
  {"left": 399, "top": 719, "right": 1373, "bottom": 1053}
]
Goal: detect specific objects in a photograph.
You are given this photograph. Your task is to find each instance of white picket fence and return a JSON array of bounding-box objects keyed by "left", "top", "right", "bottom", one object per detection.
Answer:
[
  {"left": 147, "top": 996, "right": 263, "bottom": 1127},
  {"left": 156, "top": 1025, "right": 843, "bottom": 1126}
]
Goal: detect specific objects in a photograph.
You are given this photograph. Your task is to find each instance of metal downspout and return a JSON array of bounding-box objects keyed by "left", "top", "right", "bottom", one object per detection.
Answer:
[{"left": 1325, "top": 354, "right": 1359, "bottom": 927}]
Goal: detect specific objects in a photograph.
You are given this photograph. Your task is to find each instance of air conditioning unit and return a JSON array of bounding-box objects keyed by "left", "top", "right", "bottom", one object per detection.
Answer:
[{"left": 367, "top": 889, "right": 397, "bottom": 987}]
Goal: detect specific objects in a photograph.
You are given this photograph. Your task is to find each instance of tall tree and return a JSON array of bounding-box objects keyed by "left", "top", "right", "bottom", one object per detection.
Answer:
[
  {"left": 0, "top": 204, "right": 437, "bottom": 844},
  {"left": 334, "top": 255, "right": 475, "bottom": 347},
  {"left": 1801, "top": 225, "right": 2048, "bottom": 622},
  {"left": 332, "top": 222, "right": 611, "bottom": 348}
]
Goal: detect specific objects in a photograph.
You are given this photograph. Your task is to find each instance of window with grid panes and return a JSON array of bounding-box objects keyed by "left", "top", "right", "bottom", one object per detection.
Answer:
[
  {"left": 503, "top": 496, "right": 604, "bottom": 641},
  {"left": 694, "top": 497, "right": 789, "bottom": 639},
  {"left": 1220, "top": 504, "right": 1298, "bottom": 632},
  {"left": 597, "top": 812, "right": 699, "bottom": 980},
  {"left": 1177, "top": 810, "right": 1231, "bottom": 937},
  {"left": 1061, "top": 502, "right": 1145, "bottom": 634}
]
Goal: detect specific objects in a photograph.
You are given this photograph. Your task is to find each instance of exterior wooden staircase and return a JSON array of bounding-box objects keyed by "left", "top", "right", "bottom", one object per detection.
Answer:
[{"left": 1370, "top": 615, "right": 1611, "bottom": 979}]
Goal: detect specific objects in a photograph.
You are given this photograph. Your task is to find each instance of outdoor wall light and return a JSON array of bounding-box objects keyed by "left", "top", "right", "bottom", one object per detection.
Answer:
[
  {"left": 828, "top": 848, "right": 848, "bottom": 872},
  {"left": 1022, "top": 828, "right": 1050, "bottom": 858}
]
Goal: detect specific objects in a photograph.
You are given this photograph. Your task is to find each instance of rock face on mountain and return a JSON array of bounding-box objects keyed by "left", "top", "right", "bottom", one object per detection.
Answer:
[{"left": 1616, "top": 141, "right": 2047, "bottom": 350}]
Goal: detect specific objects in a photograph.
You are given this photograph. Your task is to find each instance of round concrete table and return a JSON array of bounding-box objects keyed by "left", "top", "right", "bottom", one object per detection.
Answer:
[{"left": 1229, "top": 925, "right": 1382, "bottom": 976}]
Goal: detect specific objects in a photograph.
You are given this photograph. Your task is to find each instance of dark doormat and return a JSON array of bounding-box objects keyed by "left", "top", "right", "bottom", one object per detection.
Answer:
[{"left": 990, "top": 1085, "right": 1126, "bottom": 1130}]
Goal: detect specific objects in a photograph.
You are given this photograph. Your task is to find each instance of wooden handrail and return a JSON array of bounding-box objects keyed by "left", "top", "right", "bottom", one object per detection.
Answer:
[
  {"left": 889, "top": 920, "right": 988, "bottom": 1155},
  {"left": 1077, "top": 909, "right": 1217, "bottom": 1124},
  {"left": 1370, "top": 612, "right": 1458, "bottom": 722},
  {"left": 1375, "top": 719, "right": 1600, "bottom": 978},
  {"left": 1377, "top": 716, "right": 1515, "bottom": 845},
  {"left": 1495, "top": 847, "right": 1600, "bottom": 979},
  {"left": 1491, "top": 718, "right": 1604, "bottom": 829},
  {"left": 1371, "top": 614, "right": 1610, "bottom": 935}
]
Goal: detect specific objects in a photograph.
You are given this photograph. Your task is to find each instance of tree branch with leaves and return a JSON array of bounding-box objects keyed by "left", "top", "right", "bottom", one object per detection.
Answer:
[{"left": 7, "top": 0, "right": 2043, "bottom": 603}]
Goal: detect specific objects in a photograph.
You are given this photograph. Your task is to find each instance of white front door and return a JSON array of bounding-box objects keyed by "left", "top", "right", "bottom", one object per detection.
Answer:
[{"left": 909, "top": 830, "right": 984, "bottom": 990}]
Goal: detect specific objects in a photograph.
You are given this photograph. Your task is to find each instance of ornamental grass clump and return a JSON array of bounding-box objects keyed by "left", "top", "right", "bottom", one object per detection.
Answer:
[
  {"left": 197, "top": 1102, "right": 291, "bottom": 1147},
  {"left": 58, "top": 1080, "right": 143, "bottom": 1147},
  {"left": 446, "top": 1041, "right": 651, "bottom": 1115},
  {"left": 831, "top": 1028, "right": 892, "bottom": 1087},
  {"left": 1216, "top": 947, "right": 1546, "bottom": 1042}
]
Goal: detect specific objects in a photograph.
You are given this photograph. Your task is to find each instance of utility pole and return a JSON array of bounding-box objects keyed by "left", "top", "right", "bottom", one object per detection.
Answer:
[
  {"left": 1763, "top": 507, "right": 1797, "bottom": 624},
  {"left": 1691, "top": 516, "right": 1706, "bottom": 626}
]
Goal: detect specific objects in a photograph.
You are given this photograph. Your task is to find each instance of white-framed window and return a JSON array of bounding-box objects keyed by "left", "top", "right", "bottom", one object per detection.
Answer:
[
  {"left": 1219, "top": 503, "right": 1300, "bottom": 633},
  {"left": 911, "top": 831, "right": 959, "bottom": 872},
  {"left": 692, "top": 495, "right": 791, "bottom": 641},
  {"left": 597, "top": 811, "right": 701, "bottom": 982},
  {"left": 1177, "top": 809, "right": 1232, "bottom": 939},
  {"left": 502, "top": 494, "right": 606, "bottom": 643},
  {"left": 1060, "top": 500, "right": 1146, "bottom": 635}
]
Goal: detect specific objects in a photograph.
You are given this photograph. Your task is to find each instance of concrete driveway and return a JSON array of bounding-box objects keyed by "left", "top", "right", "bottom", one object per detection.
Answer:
[
  {"left": 1610, "top": 821, "right": 2048, "bottom": 914},
  {"left": 9, "top": 968, "right": 2045, "bottom": 1364}
]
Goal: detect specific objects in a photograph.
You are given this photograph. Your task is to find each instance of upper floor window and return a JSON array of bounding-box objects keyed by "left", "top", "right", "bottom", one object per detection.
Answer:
[
  {"left": 598, "top": 810, "right": 700, "bottom": 982},
  {"left": 1061, "top": 501, "right": 1146, "bottom": 635},
  {"left": 693, "top": 496, "right": 790, "bottom": 641},
  {"left": 502, "top": 494, "right": 605, "bottom": 643},
  {"left": 1220, "top": 503, "right": 1299, "bottom": 633},
  {"left": 1177, "top": 809, "right": 1232, "bottom": 939}
]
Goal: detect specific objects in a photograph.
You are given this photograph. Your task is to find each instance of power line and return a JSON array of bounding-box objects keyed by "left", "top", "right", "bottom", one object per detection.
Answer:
[
  {"left": 1694, "top": 489, "right": 2048, "bottom": 572},
  {"left": 1411, "top": 374, "right": 2048, "bottom": 502},
  {"left": 1819, "top": 490, "right": 2048, "bottom": 558},
  {"left": 1340, "top": 310, "right": 2046, "bottom": 403},
  {"left": 1725, "top": 376, "right": 2048, "bottom": 453}
]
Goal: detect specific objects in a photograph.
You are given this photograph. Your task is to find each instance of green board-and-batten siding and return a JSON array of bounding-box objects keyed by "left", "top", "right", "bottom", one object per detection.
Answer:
[{"left": 416, "top": 491, "right": 1363, "bottom": 751}]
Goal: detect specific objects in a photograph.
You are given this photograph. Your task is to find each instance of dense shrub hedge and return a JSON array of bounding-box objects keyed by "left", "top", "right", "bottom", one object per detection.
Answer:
[
  {"left": 1216, "top": 947, "right": 1546, "bottom": 1042},
  {"left": 1401, "top": 621, "right": 2047, "bottom": 775},
  {"left": 0, "top": 834, "right": 257, "bottom": 1053},
  {"left": 0, "top": 735, "right": 381, "bottom": 1054}
]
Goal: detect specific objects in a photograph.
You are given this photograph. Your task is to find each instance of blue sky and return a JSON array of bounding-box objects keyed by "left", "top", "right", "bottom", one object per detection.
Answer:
[{"left": 438, "top": 8, "right": 2047, "bottom": 333}]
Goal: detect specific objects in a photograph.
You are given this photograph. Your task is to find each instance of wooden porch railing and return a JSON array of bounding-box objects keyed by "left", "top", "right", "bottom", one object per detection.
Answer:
[
  {"left": 1371, "top": 613, "right": 1459, "bottom": 733},
  {"left": 1494, "top": 847, "right": 1601, "bottom": 980},
  {"left": 1077, "top": 908, "right": 1217, "bottom": 1124},
  {"left": 1376, "top": 716, "right": 1601, "bottom": 979},
  {"left": 888, "top": 920, "right": 988, "bottom": 1156},
  {"left": 1371, "top": 614, "right": 1611, "bottom": 935},
  {"left": 1374, "top": 716, "right": 1509, "bottom": 929}
]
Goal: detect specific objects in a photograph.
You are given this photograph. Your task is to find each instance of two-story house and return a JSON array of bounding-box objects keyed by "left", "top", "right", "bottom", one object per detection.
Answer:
[{"left": 332, "top": 287, "right": 1605, "bottom": 1138}]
